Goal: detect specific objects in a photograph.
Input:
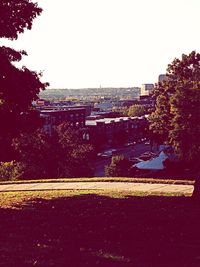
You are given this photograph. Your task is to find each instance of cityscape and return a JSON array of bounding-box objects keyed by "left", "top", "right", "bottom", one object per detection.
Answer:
[
  {"left": 0, "top": 1, "right": 200, "bottom": 267},
  {"left": 37, "top": 81, "right": 156, "bottom": 177}
]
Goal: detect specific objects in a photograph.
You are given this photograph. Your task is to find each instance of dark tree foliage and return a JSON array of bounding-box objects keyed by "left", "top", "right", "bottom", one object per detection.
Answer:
[
  {"left": 105, "top": 155, "right": 132, "bottom": 177},
  {"left": 0, "top": 0, "right": 42, "bottom": 40},
  {"left": 12, "top": 123, "right": 94, "bottom": 179},
  {"left": 149, "top": 51, "right": 200, "bottom": 196},
  {"left": 0, "top": 0, "right": 48, "bottom": 161},
  {"left": 148, "top": 81, "right": 172, "bottom": 144},
  {"left": 127, "top": 104, "right": 147, "bottom": 117},
  {"left": 150, "top": 51, "right": 200, "bottom": 162},
  {"left": 0, "top": 47, "right": 47, "bottom": 136}
]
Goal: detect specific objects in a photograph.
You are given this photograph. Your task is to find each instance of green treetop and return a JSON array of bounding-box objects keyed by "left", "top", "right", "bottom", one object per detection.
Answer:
[{"left": 149, "top": 51, "right": 200, "bottom": 169}]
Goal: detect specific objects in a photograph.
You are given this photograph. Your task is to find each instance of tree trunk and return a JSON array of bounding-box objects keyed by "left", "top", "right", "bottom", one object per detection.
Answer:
[{"left": 192, "top": 176, "right": 200, "bottom": 198}]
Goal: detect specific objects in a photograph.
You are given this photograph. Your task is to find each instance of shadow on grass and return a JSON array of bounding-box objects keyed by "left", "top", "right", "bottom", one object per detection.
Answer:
[{"left": 0, "top": 195, "right": 200, "bottom": 267}]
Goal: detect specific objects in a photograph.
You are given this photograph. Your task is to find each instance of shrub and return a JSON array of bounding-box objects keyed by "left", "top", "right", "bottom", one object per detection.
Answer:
[
  {"left": 0, "top": 161, "right": 23, "bottom": 181},
  {"left": 105, "top": 155, "right": 132, "bottom": 177}
]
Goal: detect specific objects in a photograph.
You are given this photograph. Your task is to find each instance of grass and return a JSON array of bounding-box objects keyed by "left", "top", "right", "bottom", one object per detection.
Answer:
[
  {"left": 0, "top": 190, "right": 192, "bottom": 209},
  {"left": 0, "top": 176, "right": 195, "bottom": 185},
  {"left": 0, "top": 190, "right": 199, "bottom": 267}
]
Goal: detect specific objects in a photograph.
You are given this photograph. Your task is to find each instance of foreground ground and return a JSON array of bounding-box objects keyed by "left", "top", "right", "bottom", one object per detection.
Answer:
[{"left": 0, "top": 190, "right": 200, "bottom": 267}]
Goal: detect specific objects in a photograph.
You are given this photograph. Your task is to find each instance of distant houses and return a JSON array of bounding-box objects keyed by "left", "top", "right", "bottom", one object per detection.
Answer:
[{"left": 37, "top": 102, "right": 149, "bottom": 148}]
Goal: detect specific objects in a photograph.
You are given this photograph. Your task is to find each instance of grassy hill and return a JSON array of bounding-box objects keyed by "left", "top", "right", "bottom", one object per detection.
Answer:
[{"left": 0, "top": 188, "right": 199, "bottom": 267}]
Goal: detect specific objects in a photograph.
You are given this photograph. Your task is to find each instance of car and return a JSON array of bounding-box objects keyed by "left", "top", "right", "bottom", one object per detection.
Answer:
[
  {"left": 110, "top": 148, "right": 117, "bottom": 153},
  {"left": 145, "top": 141, "right": 150, "bottom": 145},
  {"left": 97, "top": 151, "right": 112, "bottom": 158},
  {"left": 97, "top": 149, "right": 117, "bottom": 158}
]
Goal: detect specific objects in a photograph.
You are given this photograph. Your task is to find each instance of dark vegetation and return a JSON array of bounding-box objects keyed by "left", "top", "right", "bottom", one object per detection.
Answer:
[
  {"left": 16, "top": 122, "right": 94, "bottom": 179},
  {"left": 112, "top": 104, "right": 147, "bottom": 117},
  {"left": 105, "top": 155, "right": 133, "bottom": 177},
  {"left": 0, "top": 1, "right": 94, "bottom": 180},
  {"left": 149, "top": 51, "right": 200, "bottom": 196},
  {"left": 0, "top": 194, "right": 199, "bottom": 267},
  {"left": 0, "top": 1, "right": 48, "bottom": 162},
  {"left": 0, "top": 123, "right": 94, "bottom": 180},
  {"left": 149, "top": 51, "right": 200, "bottom": 169}
]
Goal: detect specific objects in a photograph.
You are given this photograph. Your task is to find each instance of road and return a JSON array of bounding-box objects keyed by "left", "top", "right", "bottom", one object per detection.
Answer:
[{"left": 94, "top": 143, "right": 151, "bottom": 177}]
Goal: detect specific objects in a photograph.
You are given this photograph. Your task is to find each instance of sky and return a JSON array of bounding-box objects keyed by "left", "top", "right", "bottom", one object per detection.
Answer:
[{"left": 1, "top": 0, "right": 200, "bottom": 89}]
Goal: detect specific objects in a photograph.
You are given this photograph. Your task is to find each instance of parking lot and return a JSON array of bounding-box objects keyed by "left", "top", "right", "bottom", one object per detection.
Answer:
[{"left": 94, "top": 141, "right": 152, "bottom": 176}]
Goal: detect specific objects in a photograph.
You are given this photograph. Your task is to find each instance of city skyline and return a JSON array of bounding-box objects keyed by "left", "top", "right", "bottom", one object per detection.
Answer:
[{"left": 1, "top": 0, "right": 200, "bottom": 89}]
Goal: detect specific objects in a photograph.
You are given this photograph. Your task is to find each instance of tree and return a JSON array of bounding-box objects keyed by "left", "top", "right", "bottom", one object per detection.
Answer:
[
  {"left": 12, "top": 129, "right": 55, "bottom": 179},
  {"left": 12, "top": 123, "right": 94, "bottom": 180},
  {"left": 105, "top": 155, "right": 132, "bottom": 177},
  {"left": 148, "top": 82, "right": 172, "bottom": 145},
  {"left": 112, "top": 106, "right": 129, "bottom": 116},
  {"left": 148, "top": 51, "right": 200, "bottom": 196},
  {"left": 127, "top": 104, "right": 146, "bottom": 117},
  {"left": 0, "top": 161, "right": 23, "bottom": 181},
  {"left": 0, "top": 1, "right": 48, "bottom": 161},
  {"left": 56, "top": 122, "right": 94, "bottom": 177},
  {"left": 0, "top": 0, "right": 42, "bottom": 40}
]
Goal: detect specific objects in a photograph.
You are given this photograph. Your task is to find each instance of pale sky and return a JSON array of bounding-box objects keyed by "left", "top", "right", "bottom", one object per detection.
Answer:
[{"left": 1, "top": 0, "right": 200, "bottom": 88}]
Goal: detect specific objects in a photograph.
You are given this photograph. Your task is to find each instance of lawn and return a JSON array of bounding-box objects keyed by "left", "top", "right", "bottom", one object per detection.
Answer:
[
  {"left": 0, "top": 190, "right": 199, "bottom": 267},
  {"left": 0, "top": 177, "right": 194, "bottom": 185}
]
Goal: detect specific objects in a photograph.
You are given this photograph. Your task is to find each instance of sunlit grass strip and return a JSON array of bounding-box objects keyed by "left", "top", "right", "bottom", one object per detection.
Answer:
[
  {"left": 0, "top": 177, "right": 194, "bottom": 185},
  {"left": 0, "top": 190, "right": 192, "bottom": 209}
]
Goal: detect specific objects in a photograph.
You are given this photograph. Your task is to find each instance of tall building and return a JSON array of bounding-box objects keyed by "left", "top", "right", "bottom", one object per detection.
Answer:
[{"left": 141, "top": 84, "right": 154, "bottom": 96}]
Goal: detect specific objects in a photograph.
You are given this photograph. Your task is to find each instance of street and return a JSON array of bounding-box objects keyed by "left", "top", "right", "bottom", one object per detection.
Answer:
[{"left": 94, "top": 143, "right": 151, "bottom": 176}]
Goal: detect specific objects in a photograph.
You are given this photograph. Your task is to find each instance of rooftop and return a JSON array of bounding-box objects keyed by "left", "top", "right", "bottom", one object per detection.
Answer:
[{"left": 85, "top": 116, "right": 145, "bottom": 126}]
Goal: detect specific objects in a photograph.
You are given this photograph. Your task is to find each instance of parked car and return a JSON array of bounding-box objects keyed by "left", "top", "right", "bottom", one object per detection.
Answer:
[
  {"left": 97, "top": 151, "right": 112, "bottom": 158},
  {"left": 97, "top": 149, "right": 117, "bottom": 158}
]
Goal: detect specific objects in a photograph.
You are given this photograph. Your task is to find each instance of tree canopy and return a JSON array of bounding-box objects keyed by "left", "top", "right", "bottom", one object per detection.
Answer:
[
  {"left": 0, "top": 0, "right": 42, "bottom": 39},
  {"left": 127, "top": 104, "right": 146, "bottom": 117},
  {"left": 149, "top": 51, "right": 200, "bottom": 168},
  {"left": 0, "top": 47, "right": 47, "bottom": 136},
  {"left": 0, "top": 0, "right": 48, "bottom": 161},
  {"left": 11, "top": 123, "right": 94, "bottom": 179},
  {"left": 112, "top": 104, "right": 147, "bottom": 117},
  {"left": 105, "top": 155, "right": 132, "bottom": 177}
]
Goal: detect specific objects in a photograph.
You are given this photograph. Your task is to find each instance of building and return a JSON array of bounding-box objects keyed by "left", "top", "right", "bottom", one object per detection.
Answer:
[
  {"left": 141, "top": 84, "right": 154, "bottom": 96},
  {"left": 94, "top": 102, "right": 113, "bottom": 111},
  {"left": 40, "top": 108, "right": 86, "bottom": 135},
  {"left": 86, "top": 116, "right": 148, "bottom": 147},
  {"left": 35, "top": 99, "right": 92, "bottom": 117},
  {"left": 33, "top": 99, "right": 50, "bottom": 107}
]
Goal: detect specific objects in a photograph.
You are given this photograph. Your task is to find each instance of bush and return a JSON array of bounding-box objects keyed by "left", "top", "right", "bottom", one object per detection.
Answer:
[
  {"left": 0, "top": 161, "right": 23, "bottom": 181},
  {"left": 105, "top": 155, "right": 132, "bottom": 177},
  {"left": 12, "top": 124, "right": 95, "bottom": 180}
]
